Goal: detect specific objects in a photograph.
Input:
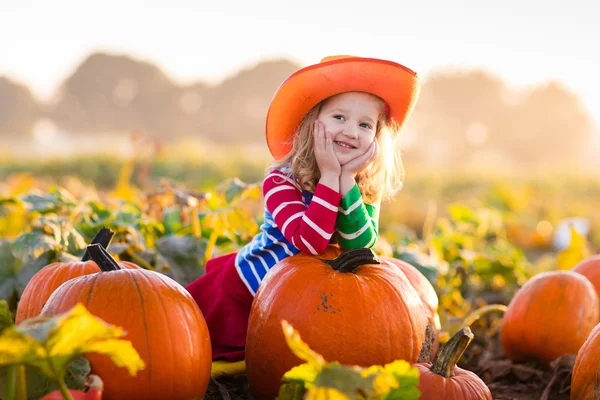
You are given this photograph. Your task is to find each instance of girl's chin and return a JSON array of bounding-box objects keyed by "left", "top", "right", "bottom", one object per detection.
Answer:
[{"left": 334, "top": 150, "right": 356, "bottom": 163}]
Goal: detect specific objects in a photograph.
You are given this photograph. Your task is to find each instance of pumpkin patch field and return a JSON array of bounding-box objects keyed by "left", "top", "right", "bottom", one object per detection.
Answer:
[{"left": 1, "top": 158, "right": 600, "bottom": 400}]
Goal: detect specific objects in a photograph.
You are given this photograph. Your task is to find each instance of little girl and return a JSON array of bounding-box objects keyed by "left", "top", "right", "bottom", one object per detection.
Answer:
[{"left": 185, "top": 55, "right": 421, "bottom": 361}]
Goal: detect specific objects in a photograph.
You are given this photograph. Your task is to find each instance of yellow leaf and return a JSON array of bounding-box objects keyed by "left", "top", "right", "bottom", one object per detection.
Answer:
[
  {"left": 282, "top": 363, "right": 320, "bottom": 384},
  {"left": 47, "top": 304, "right": 126, "bottom": 357},
  {"left": 360, "top": 364, "right": 383, "bottom": 378},
  {"left": 281, "top": 320, "right": 325, "bottom": 369},
  {"left": 82, "top": 339, "right": 145, "bottom": 376},
  {"left": 0, "top": 329, "right": 46, "bottom": 366},
  {"left": 372, "top": 372, "right": 399, "bottom": 394},
  {"left": 203, "top": 213, "right": 226, "bottom": 234},
  {"left": 0, "top": 303, "right": 144, "bottom": 379},
  {"left": 557, "top": 225, "right": 589, "bottom": 270},
  {"left": 211, "top": 359, "right": 246, "bottom": 378},
  {"left": 305, "top": 387, "right": 350, "bottom": 400},
  {"left": 240, "top": 184, "right": 261, "bottom": 201}
]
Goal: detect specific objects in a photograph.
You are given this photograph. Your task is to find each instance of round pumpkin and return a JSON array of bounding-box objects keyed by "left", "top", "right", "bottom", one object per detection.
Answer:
[
  {"left": 500, "top": 270, "right": 599, "bottom": 365},
  {"left": 246, "top": 247, "right": 429, "bottom": 400},
  {"left": 16, "top": 228, "right": 138, "bottom": 325},
  {"left": 573, "top": 255, "right": 600, "bottom": 298},
  {"left": 381, "top": 257, "right": 441, "bottom": 329},
  {"left": 571, "top": 322, "right": 600, "bottom": 400},
  {"left": 415, "top": 327, "right": 492, "bottom": 400},
  {"left": 40, "top": 244, "right": 212, "bottom": 400}
]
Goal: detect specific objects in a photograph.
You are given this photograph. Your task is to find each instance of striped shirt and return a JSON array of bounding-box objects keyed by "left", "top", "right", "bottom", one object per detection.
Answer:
[{"left": 234, "top": 166, "right": 380, "bottom": 295}]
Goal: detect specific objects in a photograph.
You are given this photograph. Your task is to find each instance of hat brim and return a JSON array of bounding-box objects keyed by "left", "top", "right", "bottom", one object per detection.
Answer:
[{"left": 266, "top": 57, "right": 421, "bottom": 160}]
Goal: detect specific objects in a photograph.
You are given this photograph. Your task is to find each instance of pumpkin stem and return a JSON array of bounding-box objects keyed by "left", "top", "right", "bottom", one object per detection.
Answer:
[
  {"left": 324, "top": 248, "right": 381, "bottom": 274},
  {"left": 86, "top": 243, "right": 121, "bottom": 272},
  {"left": 81, "top": 227, "right": 115, "bottom": 261},
  {"left": 430, "top": 326, "right": 474, "bottom": 378}
]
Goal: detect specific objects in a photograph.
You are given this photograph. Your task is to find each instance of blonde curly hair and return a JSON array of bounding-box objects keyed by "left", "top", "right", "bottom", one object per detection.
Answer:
[{"left": 268, "top": 92, "right": 404, "bottom": 204}]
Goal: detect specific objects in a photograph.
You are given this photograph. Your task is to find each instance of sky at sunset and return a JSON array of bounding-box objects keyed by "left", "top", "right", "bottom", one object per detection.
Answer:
[{"left": 1, "top": 0, "right": 598, "bottom": 127}]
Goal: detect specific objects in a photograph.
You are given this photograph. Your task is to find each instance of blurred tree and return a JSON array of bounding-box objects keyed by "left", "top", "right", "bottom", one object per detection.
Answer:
[
  {"left": 493, "top": 81, "right": 594, "bottom": 166},
  {"left": 0, "top": 77, "right": 41, "bottom": 138}
]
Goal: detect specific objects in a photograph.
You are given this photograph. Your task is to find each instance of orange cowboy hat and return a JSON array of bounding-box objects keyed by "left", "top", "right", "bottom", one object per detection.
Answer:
[{"left": 265, "top": 55, "right": 422, "bottom": 160}]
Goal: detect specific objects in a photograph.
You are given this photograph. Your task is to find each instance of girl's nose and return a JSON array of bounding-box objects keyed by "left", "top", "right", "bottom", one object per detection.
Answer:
[{"left": 343, "top": 127, "right": 358, "bottom": 139}]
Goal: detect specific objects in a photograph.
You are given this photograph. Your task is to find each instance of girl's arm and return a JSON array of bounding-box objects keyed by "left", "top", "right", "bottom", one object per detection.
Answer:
[
  {"left": 336, "top": 183, "right": 380, "bottom": 249},
  {"left": 263, "top": 170, "right": 341, "bottom": 255}
]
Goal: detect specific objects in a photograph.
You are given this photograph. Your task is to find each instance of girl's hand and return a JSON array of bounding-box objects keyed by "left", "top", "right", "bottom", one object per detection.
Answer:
[
  {"left": 341, "top": 140, "right": 378, "bottom": 177},
  {"left": 314, "top": 120, "right": 341, "bottom": 178}
]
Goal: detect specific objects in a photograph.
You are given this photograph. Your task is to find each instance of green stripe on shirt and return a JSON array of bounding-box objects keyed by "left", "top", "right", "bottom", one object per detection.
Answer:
[{"left": 336, "top": 184, "right": 380, "bottom": 249}]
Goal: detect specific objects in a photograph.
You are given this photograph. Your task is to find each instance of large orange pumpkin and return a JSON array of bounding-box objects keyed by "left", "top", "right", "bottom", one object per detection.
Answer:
[
  {"left": 500, "top": 270, "right": 599, "bottom": 365},
  {"left": 415, "top": 327, "right": 492, "bottom": 400},
  {"left": 573, "top": 255, "right": 600, "bottom": 298},
  {"left": 16, "top": 227, "right": 139, "bottom": 324},
  {"left": 246, "top": 247, "right": 429, "bottom": 400},
  {"left": 571, "top": 322, "right": 600, "bottom": 399},
  {"left": 381, "top": 257, "right": 441, "bottom": 330},
  {"left": 40, "top": 244, "right": 212, "bottom": 400}
]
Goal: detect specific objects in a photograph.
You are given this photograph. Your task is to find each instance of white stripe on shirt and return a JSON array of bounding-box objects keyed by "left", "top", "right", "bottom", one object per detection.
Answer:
[
  {"left": 272, "top": 201, "right": 305, "bottom": 219},
  {"left": 302, "top": 215, "right": 333, "bottom": 240},
  {"left": 311, "top": 196, "right": 338, "bottom": 212},
  {"left": 264, "top": 185, "right": 297, "bottom": 204},
  {"left": 338, "top": 220, "right": 371, "bottom": 239},
  {"left": 281, "top": 212, "right": 303, "bottom": 236},
  {"left": 301, "top": 236, "right": 318, "bottom": 255},
  {"left": 265, "top": 172, "right": 301, "bottom": 190},
  {"left": 339, "top": 198, "right": 363, "bottom": 215}
]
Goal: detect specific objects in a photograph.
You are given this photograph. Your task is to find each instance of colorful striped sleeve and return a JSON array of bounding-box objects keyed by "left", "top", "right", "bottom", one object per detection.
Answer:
[
  {"left": 263, "top": 170, "right": 341, "bottom": 255},
  {"left": 336, "top": 184, "right": 380, "bottom": 249}
]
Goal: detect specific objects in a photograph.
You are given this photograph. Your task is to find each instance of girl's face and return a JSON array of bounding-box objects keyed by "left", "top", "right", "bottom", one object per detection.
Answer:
[{"left": 317, "top": 92, "right": 381, "bottom": 166}]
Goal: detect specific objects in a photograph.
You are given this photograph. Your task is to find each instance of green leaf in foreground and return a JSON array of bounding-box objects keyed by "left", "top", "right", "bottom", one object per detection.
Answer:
[{"left": 278, "top": 320, "right": 421, "bottom": 400}]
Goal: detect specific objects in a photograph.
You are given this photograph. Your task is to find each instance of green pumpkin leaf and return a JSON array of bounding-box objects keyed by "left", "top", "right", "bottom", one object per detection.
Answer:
[
  {"left": 314, "top": 363, "right": 373, "bottom": 397},
  {"left": 86, "top": 201, "right": 114, "bottom": 226},
  {"left": 0, "top": 356, "right": 91, "bottom": 399},
  {"left": 0, "top": 240, "right": 20, "bottom": 302},
  {"left": 155, "top": 234, "right": 207, "bottom": 284},
  {"left": 0, "top": 300, "right": 13, "bottom": 334},
  {"left": 19, "top": 187, "right": 76, "bottom": 215},
  {"left": 113, "top": 211, "right": 140, "bottom": 228},
  {"left": 31, "top": 215, "right": 87, "bottom": 256},
  {"left": 275, "top": 381, "right": 306, "bottom": 400},
  {"left": 163, "top": 206, "right": 184, "bottom": 234},
  {"left": 63, "top": 356, "right": 91, "bottom": 390},
  {"left": 216, "top": 178, "right": 260, "bottom": 203},
  {"left": 19, "top": 193, "right": 57, "bottom": 213},
  {"left": 380, "top": 361, "right": 420, "bottom": 400},
  {"left": 10, "top": 233, "right": 59, "bottom": 265},
  {"left": 15, "top": 254, "right": 61, "bottom": 299}
]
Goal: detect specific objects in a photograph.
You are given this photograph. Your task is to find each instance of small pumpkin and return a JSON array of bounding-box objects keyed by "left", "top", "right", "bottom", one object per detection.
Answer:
[
  {"left": 16, "top": 227, "right": 138, "bottom": 324},
  {"left": 571, "top": 322, "right": 600, "bottom": 400},
  {"left": 415, "top": 327, "right": 492, "bottom": 400},
  {"left": 40, "top": 244, "right": 212, "bottom": 400},
  {"left": 246, "top": 247, "right": 429, "bottom": 400},
  {"left": 573, "top": 254, "right": 600, "bottom": 298},
  {"left": 500, "top": 270, "right": 599, "bottom": 365}
]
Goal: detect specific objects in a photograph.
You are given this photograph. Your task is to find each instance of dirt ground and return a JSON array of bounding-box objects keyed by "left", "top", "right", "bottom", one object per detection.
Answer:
[{"left": 204, "top": 328, "right": 574, "bottom": 400}]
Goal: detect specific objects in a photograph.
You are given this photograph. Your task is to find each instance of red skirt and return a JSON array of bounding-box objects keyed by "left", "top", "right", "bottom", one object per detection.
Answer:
[{"left": 185, "top": 252, "right": 254, "bottom": 361}]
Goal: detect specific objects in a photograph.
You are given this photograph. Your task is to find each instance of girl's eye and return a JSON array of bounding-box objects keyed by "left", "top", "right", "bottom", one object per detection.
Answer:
[
  {"left": 333, "top": 115, "right": 345, "bottom": 121},
  {"left": 360, "top": 123, "right": 373, "bottom": 129}
]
